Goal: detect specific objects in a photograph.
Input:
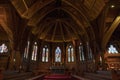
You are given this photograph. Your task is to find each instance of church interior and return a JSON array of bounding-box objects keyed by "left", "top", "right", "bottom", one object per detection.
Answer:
[{"left": 0, "top": 0, "right": 120, "bottom": 80}]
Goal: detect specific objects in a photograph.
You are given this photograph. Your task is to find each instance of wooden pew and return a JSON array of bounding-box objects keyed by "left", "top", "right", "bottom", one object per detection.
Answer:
[
  {"left": 84, "top": 72, "right": 112, "bottom": 80},
  {"left": 4, "top": 72, "right": 33, "bottom": 80}
]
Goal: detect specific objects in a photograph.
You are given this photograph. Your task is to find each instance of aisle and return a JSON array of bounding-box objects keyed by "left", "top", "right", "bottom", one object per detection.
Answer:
[{"left": 43, "top": 74, "right": 79, "bottom": 80}]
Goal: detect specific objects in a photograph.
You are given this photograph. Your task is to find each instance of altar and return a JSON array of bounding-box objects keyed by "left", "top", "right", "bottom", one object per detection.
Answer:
[{"left": 50, "top": 66, "right": 65, "bottom": 74}]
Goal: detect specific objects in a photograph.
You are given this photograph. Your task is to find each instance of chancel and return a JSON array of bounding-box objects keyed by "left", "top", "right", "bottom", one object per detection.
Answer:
[{"left": 0, "top": 0, "right": 120, "bottom": 80}]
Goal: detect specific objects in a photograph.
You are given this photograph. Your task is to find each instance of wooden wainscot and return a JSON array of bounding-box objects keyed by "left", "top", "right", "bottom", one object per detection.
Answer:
[{"left": 0, "top": 68, "right": 3, "bottom": 80}]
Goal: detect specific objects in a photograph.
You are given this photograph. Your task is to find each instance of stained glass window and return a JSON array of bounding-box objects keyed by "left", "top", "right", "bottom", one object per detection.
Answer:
[
  {"left": 55, "top": 47, "right": 61, "bottom": 62},
  {"left": 24, "top": 41, "right": 30, "bottom": 59},
  {"left": 79, "top": 43, "right": 85, "bottom": 61},
  {"left": 0, "top": 43, "right": 8, "bottom": 53},
  {"left": 100, "top": 56, "right": 102, "bottom": 62},
  {"left": 42, "top": 45, "right": 49, "bottom": 62},
  {"left": 89, "top": 48, "right": 93, "bottom": 59},
  {"left": 68, "top": 48, "right": 70, "bottom": 62},
  {"left": 108, "top": 45, "right": 118, "bottom": 54},
  {"left": 31, "top": 42, "right": 38, "bottom": 61},
  {"left": 67, "top": 45, "right": 74, "bottom": 62}
]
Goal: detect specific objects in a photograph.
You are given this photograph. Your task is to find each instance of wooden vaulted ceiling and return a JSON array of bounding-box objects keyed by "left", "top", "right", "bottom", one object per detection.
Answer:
[
  {"left": 11, "top": 0, "right": 105, "bottom": 42},
  {"left": 0, "top": 0, "right": 120, "bottom": 50},
  {"left": 0, "top": 25, "right": 8, "bottom": 40},
  {"left": 101, "top": 0, "right": 120, "bottom": 48}
]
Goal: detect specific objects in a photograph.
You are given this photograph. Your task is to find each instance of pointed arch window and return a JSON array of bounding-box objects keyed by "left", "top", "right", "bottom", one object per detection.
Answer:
[
  {"left": 100, "top": 56, "right": 102, "bottom": 62},
  {"left": 31, "top": 42, "right": 38, "bottom": 61},
  {"left": 108, "top": 45, "right": 118, "bottom": 54},
  {"left": 67, "top": 45, "right": 74, "bottom": 62},
  {"left": 79, "top": 43, "right": 85, "bottom": 61},
  {"left": 0, "top": 43, "right": 8, "bottom": 53},
  {"left": 24, "top": 41, "right": 30, "bottom": 59},
  {"left": 89, "top": 48, "right": 93, "bottom": 59},
  {"left": 42, "top": 45, "right": 49, "bottom": 62},
  {"left": 55, "top": 46, "right": 61, "bottom": 62}
]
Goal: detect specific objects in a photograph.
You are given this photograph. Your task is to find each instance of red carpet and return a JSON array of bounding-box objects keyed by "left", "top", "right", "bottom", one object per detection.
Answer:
[{"left": 43, "top": 74, "right": 79, "bottom": 80}]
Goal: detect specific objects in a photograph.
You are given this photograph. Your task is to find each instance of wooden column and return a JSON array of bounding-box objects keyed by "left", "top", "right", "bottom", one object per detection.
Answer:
[
  {"left": 83, "top": 42, "right": 89, "bottom": 72},
  {"left": 26, "top": 34, "right": 34, "bottom": 71}
]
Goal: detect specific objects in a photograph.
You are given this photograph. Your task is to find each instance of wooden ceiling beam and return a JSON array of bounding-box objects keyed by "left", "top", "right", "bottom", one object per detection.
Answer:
[
  {"left": 102, "top": 16, "right": 120, "bottom": 49},
  {"left": 39, "top": 23, "right": 53, "bottom": 40},
  {"left": 28, "top": 5, "right": 56, "bottom": 26},
  {"left": 63, "top": 21, "right": 79, "bottom": 39},
  {"left": 59, "top": 22, "right": 65, "bottom": 41},
  {"left": 11, "top": 0, "right": 54, "bottom": 19},
  {"left": 22, "top": 0, "right": 54, "bottom": 19},
  {"left": 62, "top": 19, "right": 83, "bottom": 34},
  {"left": 51, "top": 22, "right": 57, "bottom": 41},
  {"left": 22, "top": 0, "right": 28, "bottom": 10},
  {"left": 62, "top": 8, "right": 89, "bottom": 41},
  {"left": 62, "top": 0, "right": 90, "bottom": 21},
  {"left": 31, "top": 23, "right": 43, "bottom": 35},
  {"left": 32, "top": 21, "right": 49, "bottom": 36},
  {"left": 62, "top": 22, "right": 74, "bottom": 40},
  {"left": 63, "top": 0, "right": 105, "bottom": 20},
  {"left": 37, "top": 22, "right": 51, "bottom": 36},
  {"left": 11, "top": 0, "right": 28, "bottom": 16}
]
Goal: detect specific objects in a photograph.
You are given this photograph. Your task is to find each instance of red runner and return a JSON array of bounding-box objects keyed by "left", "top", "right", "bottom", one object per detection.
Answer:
[{"left": 43, "top": 74, "right": 80, "bottom": 80}]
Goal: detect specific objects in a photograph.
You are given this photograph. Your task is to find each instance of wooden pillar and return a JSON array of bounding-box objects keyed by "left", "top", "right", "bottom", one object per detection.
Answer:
[
  {"left": 36, "top": 40, "right": 41, "bottom": 69},
  {"left": 16, "top": 50, "right": 22, "bottom": 70},
  {"left": 88, "top": 41, "right": 97, "bottom": 72},
  {"left": 9, "top": 49, "right": 15, "bottom": 70},
  {"left": 26, "top": 34, "right": 34, "bottom": 72},
  {"left": 83, "top": 42, "right": 89, "bottom": 72},
  {"left": 101, "top": 50, "right": 106, "bottom": 70},
  {"left": 74, "top": 40, "right": 79, "bottom": 75},
  {"left": 63, "top": 42, "right": 66, "bottom": 66},
  {"left": 49, "top": 42, "right": 53, "bottom": 66}
]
